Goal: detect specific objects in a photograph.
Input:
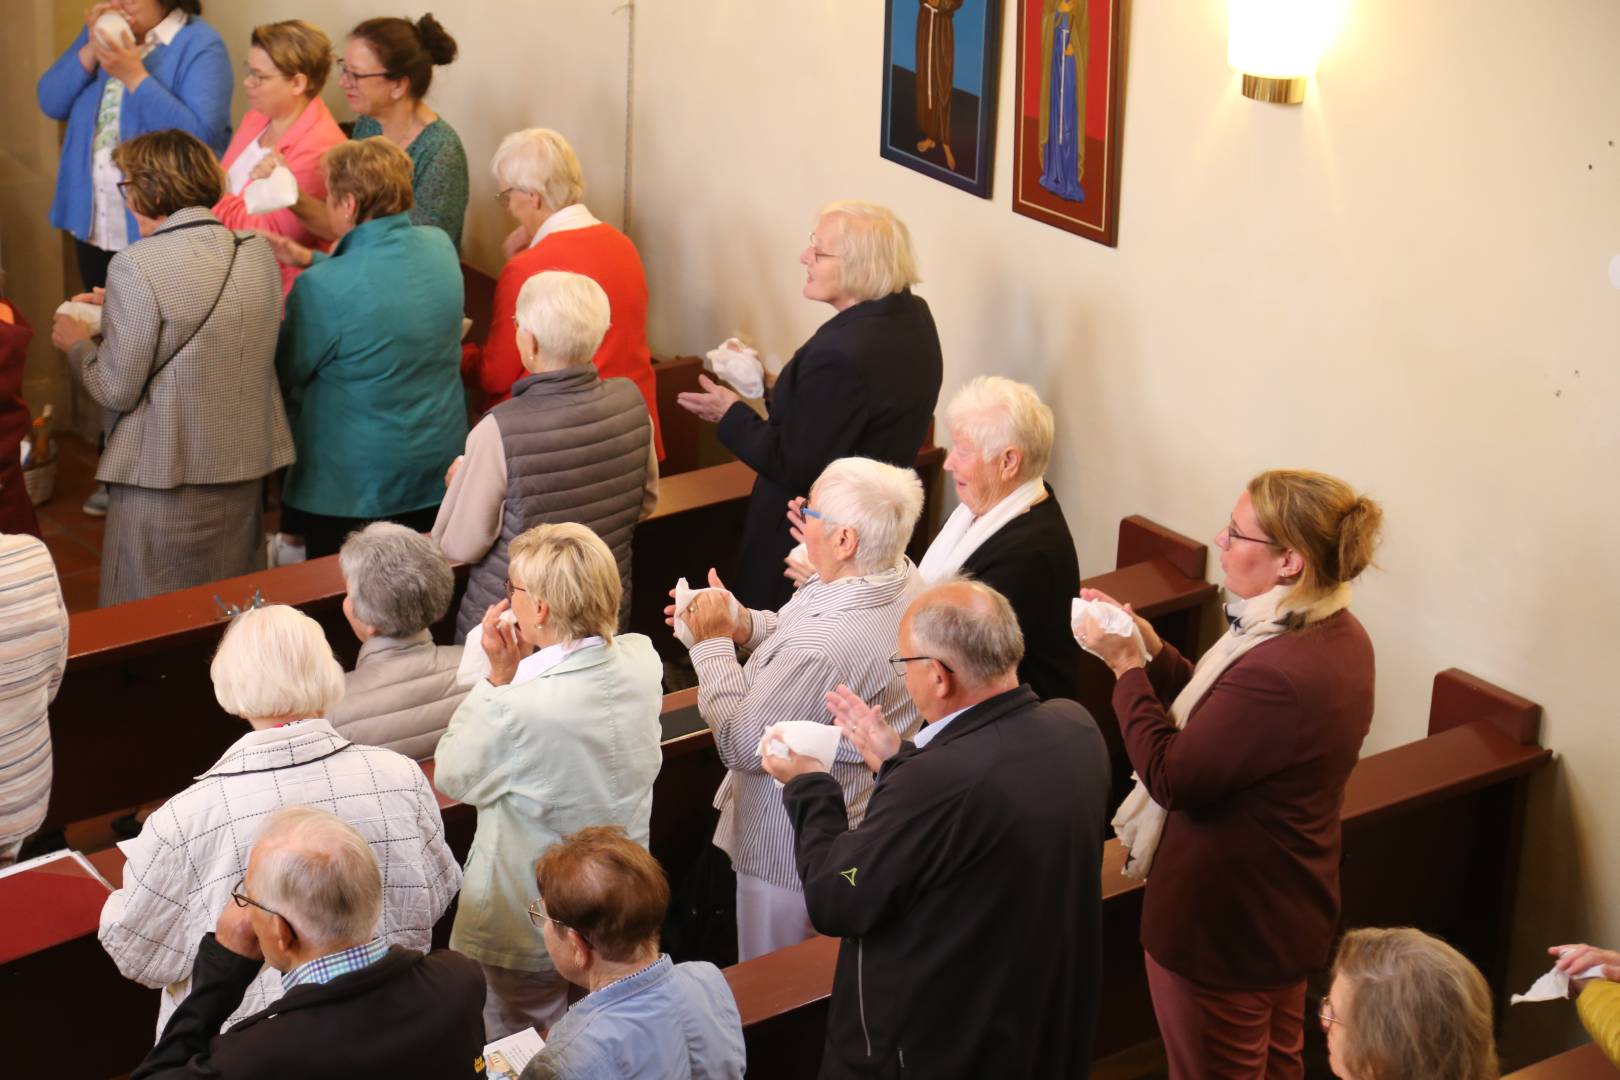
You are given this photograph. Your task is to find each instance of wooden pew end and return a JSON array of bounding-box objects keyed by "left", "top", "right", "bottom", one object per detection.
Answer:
[{"left": 1429, "top": 668, "right": 1543, "bottom": 746}]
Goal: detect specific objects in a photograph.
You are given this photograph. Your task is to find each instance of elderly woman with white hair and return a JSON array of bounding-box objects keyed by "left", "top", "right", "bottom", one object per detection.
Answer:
[
  {"left": 462, "top": 127, "right": 662, "bottom": 454},
  {"left": 434, "top": 270, "right": 656, "bottom": 640},
  {"left": 99, "top": 604, "right": 461, "bottom": 1039},
  {"left": 677, "top": 201, "right": 942, "bottom": 610},
  {"left": 434, "top": 522, "right": 664, "bottom": 1040},
  {"left": 328, "top": 522, "right": 468, "bottom": 758},
  {"left": 917, "top": 375, "right": 1083, "bottom": 701},
  {"left": 672, "top": 456, "right": 925, "bottom": 960}
]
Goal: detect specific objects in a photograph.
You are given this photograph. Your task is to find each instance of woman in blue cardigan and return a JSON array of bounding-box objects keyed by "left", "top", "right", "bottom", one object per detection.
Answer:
[{"left": 37, "top": 0, "right": 232, "bottom": 290}]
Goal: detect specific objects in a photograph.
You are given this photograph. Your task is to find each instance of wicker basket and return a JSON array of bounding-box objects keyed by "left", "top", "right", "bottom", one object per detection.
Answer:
[{"left": 23, "top": 449, "right": 57, "bottom": 507}]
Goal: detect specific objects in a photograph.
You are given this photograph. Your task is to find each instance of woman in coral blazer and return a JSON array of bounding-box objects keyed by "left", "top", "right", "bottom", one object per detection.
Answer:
[{"left": 212, "top": 21, "right": 345, "bottom": 298}]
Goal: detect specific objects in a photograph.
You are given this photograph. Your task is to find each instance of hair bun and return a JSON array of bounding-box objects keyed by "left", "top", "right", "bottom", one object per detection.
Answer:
[{"left": 415, "top": 13, "right": 458, "bottom": 66}]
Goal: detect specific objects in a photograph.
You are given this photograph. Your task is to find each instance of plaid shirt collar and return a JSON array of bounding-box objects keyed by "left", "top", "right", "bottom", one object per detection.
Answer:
[{"left": 282, "top": 938, "right": 389, "bottom": 992}]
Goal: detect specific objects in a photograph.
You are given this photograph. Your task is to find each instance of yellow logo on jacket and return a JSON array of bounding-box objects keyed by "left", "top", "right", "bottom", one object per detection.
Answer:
[{"left": 839, "top": 867, "right": 858, "bottom": 887}]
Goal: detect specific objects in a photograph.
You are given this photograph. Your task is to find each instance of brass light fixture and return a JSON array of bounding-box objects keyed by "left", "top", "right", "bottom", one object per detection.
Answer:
[{"left": 1229, "top": 0, "right": 1329, "bottom": 105}]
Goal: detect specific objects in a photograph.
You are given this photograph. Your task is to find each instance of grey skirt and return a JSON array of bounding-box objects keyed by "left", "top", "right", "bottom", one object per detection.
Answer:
[{"left": 100, "top": 479, "right": 265, "bottom": 607}]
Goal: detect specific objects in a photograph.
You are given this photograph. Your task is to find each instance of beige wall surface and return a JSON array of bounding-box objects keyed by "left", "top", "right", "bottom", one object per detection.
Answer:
[{"left": 625, "top": 0, "right": 1620, "bottom": 1064}]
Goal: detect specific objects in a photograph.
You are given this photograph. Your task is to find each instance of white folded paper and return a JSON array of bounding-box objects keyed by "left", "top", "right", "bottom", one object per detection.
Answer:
[
  {"left": 55, "top": 301, "right": 103, "bottom": 337},
  {"left": 672, "top": 576, "right": 742, "bottom": 649},
  {"left": 482, "top": 1026, "right": 544, "bottom": 1079},
  {"left": 455, "top": 608, "right": 520, "bottom": 688},
  {"left": 1511, "top": 961, "right": 1608, "bottom": 1005},
  {"left": 242, "top": 165, "right": 299, "bottom": 215},
  {"left": 757, "top": 720, "right": 842, "bottom": 787},
  {"left": 94, "top": 11, "right": 135, "bottom": 48},
  {"left": 1071, "top": 597, "right": 1152, "bottom": 664},
  {"left": 705, "top": 337, "right": 765, "bottom": 399}
]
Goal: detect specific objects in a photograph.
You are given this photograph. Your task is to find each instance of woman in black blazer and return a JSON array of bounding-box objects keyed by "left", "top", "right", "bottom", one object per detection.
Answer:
[{"left": 677, "top": 201, "right": 942, "bottom": 610}]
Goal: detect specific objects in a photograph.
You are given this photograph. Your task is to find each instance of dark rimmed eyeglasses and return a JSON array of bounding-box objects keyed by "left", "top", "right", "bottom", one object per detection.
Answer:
[
  {"left": 336, "top": 59, "right": 394, "bottom": 84},
  {"left": 504, "top": 580, "right": 529, "bottom": 602},
  {"left": 888, "top": 653, "right": 954, "bottom": 675},
  {"left": 1224, "top": 518, "right": 1283, "bottom": 548},
  {"left": 231, "top": 876, "right": 298, "bottom": 937},
  {"left": 527, "top": 897, "right": 593, "bottom": 950}
]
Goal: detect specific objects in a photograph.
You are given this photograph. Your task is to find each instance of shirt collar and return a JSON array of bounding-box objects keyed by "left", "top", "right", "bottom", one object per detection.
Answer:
[
  {"left": 282, "top": 938, "right": 389, "bottom": 992},
  {"left": 512, "top": 635, "right": 605, "bottom": 686},
  {"left": 144, "top": 7, "right": 188, "bottom": 49},
  {"left": 913, "top": 704, "right": 971, "bottom": 749},
  {"left": 530, "top": 203, "right": 600, "bottom": 247},
  {"left": 572, "top": 955, "right": 672, "bottom": 1014},
  {"left": 356, "top": 629, "right": 435, "bottom": 663}
]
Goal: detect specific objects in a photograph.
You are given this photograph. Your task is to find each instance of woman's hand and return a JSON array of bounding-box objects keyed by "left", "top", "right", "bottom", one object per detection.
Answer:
[
  {"left": 762, "top": 745, "right": 827, "bottom": 785},
  {"left": 249, "top": 150, "right": 287, "bottom": 184},
  {"left": 825, "top": 685, "right": 899, "bottom": 773},
  {"left": 444, "top": 455, "right": 464, "bottom": 489},
  {"left": 70, "top": 287, "right": 106, "bottom": 306},
  {"left": 258, "top": 231, "right": 314, "bottom": 269},
  {"left": 785, "top": 496, "right": 808, "bottom": 545},
  {"left": 51, "top": 314, "right": 93, "bottom": 351},
  {"left": 501, "top": 224, "right": 532, "bottom": 260},
  {"left": 675, "top": 374, "right": 741, "bottom": 424},
  {"left": 1551, "top": 944, "right": 1620, "bottom": 996},
  {"left": 1079, "top": 610, "right": 1145, "bottom": 679},
  {"left": 79, "top": 3, "right": 119, "bottom": 71},
  {"left": 93, "top": 28, "right": 147, "bottom": 90},
  {"left": 783, "top": 552, "right": 814, "bottom": 590},
  {"left": 1079, "top": 586, "right": 1163, "bottom": 657},
  {"left": 480, "top": 600, "right": 524, "bottom": 687}
]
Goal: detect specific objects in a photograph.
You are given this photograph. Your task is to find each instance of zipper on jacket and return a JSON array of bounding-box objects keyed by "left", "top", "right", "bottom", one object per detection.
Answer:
[{"left": 857, "top": 938, "right": 873, "bottom": 1058}]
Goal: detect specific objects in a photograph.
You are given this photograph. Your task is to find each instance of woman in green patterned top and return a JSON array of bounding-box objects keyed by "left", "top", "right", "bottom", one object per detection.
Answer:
[{"left": 275, "top": 13, "right": 468, "bottom": 249}]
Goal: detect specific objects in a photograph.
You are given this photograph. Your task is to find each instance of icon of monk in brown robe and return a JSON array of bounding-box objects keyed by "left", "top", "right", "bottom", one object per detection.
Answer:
[{"left": 915, "top": 0, "right": 964, "bottom": 172}]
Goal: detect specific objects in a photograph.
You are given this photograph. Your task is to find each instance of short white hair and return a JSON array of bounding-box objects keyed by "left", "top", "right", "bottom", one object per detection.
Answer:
[
  {"left": 491, "top": 127, "right": 584, "bottom": 213},
  {"left": 211, "top": 605, "right": 346, "bottom": 720},
  {"left": 817, "top": 200, "right": 920, "bottom": 302},
  {"left": 515, "top": 270, "right": 611, "bottom": 370},
  {"left": 810, "top": 457, "right": 925, "bottom": 575},
  {"left": 340, "top": 523, "right": 454, "bottom": 637},
  {"left": 943, "top": 376, "right": 1055, "bottom": 482},
  {"left": 251, "top": 807, "right": 382, "bottom": 949}
]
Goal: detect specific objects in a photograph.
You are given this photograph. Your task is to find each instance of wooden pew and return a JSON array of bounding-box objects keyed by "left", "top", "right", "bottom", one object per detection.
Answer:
[
  {"left": 720, "top": 669, "right": 1554, "bottom": 1076},
  {"left": 1506, "top": 1043, "right": 1619, "bottom": 1079}
]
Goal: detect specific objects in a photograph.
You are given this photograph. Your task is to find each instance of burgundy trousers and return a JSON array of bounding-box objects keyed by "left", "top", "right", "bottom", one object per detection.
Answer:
[{"left": 1146, "top": 951, "right": 1307, "bottom": 1080}]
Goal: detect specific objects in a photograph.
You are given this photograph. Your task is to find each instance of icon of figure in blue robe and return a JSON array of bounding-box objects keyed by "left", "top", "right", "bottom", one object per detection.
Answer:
[{"left": 1038, "top": 0, "right": 1089, "bottom": 203}]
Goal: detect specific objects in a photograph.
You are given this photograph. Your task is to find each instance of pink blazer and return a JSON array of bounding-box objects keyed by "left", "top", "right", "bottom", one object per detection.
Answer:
[{"left": 212, "top": 98, "right": 345, "bottom": 299}]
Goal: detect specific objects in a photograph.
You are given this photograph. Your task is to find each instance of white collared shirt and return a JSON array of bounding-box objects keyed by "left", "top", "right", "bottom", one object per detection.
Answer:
[
  {"left": 528, "top": 202, "right": 601, "bottom": 248},
  {"left": 912, "top": 705, "right": 970, "bottom": 749},
  {"left": 512, "top": 635, "right": 605, "bottom": 685}
]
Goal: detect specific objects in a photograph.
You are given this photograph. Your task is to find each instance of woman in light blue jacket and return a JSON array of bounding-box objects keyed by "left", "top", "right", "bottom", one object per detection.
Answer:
[
  {"left": 435, "top": 522, "right": 664, "bottom": 1042},
  {"left": 37, "top": 0, "right": 232, "bottom": 289}
]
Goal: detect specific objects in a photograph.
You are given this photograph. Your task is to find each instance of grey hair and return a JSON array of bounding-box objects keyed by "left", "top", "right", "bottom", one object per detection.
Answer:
[
  {"left": 817, "top": 200, "right": 920, "bottom": 302},
  {"left": 251, "top": 806, "right": 383, "bottom": 949},
  {"left": 339, "top": 522, "right": 454, "bottom": 638},
  {"left": 810, "top": 457, "right": 925, "bottom": 575},
  {"left": 491, "top": 127, "right": 585, "bottom": 212},
  {"left": 908, "top": 577, "right": 1025, "bottom": 686},
  {"left": 943, "top": 376, "right": 1055, "bottom": 482},
  {"left": 211, "top": 605, "right": 346, "bottom": 720},
  {"left": 514, "top": 270, "right": 611, "bottom": 370}
]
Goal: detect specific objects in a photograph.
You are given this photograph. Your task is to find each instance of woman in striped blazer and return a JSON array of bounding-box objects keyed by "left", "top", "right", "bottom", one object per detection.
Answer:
[{"left": 0, "top": 535, "right": 68, "bottom": 866}]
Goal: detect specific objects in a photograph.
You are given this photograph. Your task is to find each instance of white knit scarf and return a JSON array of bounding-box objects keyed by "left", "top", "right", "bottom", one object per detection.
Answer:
[
  {"left": 917, "top": 477, "right": 1048, "bottom": 583},
  {"left": 1111, "top": 580, "right": 1353, "bottom": 879}
]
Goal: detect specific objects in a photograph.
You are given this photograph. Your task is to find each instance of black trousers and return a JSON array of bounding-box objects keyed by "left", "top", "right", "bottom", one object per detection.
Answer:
[
  {"left": 74, "top": 238, "right": 116, "bottom": 291},
  {"left": 297, "top": 504, "right": 441, "bottom": 560}
]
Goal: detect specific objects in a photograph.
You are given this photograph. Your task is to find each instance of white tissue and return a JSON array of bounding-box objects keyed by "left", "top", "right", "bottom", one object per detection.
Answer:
[
  {"left": 1071, "top": 598, "right": 1152, "bottom": 664},
  {"left": 671, "top": 576, "right": 742, "bottom": 650},
  {"left": 94, "top": 11, "right": 135, "bottom": 48},
  {"left": 56, "top": 301, "right": 103, "bottom": 337},
  {"left": 757, "top": 720, "right": 842, "bottom": 787},
  {"left": 455, "top": 608, "right": 520, "bottom": 688},
  {"left": 1511, "top": 961, "right": 1608, "bottom": 1005},
  {"left": 705, "top": 338, "right": 765, "bottom": 399},
  {"left": 242, "top": 165, "right": 299, "bottom": 215}
]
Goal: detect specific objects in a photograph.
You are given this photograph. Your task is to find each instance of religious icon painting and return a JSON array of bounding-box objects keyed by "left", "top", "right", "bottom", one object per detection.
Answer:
[
  {"left": 1011, "top": 0, "right": 1124, "bottom": 246},
  {"left": 880, "top": 0, "right": 1004, "bottom": 198}
]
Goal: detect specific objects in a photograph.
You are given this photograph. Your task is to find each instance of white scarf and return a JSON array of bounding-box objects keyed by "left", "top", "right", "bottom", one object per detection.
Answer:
[
  {"left": 1111, "top": 580, "right": 1352, "bottom": 879},
  {"left": 917, "top": 477, "right": 1048, "bottom": 583}
]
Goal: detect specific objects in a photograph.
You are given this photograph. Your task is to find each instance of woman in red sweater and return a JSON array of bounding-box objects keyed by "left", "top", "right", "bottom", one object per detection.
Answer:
[
  {"left": 463, "top": 128, "right": 662, "bottom": 458},
  {"left": 1080, "top": 469, "right": 1384, "bottom": 1080}
]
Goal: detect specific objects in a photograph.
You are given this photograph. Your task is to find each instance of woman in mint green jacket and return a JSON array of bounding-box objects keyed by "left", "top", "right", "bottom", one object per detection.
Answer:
[
  {"left": 434, "top": 522, "right": 664, "bottom": 1041},
  {"left": 270, "top": 137, "right": 465, "bottom": 557}
]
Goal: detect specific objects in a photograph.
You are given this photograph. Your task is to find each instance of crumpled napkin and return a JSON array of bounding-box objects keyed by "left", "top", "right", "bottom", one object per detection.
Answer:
[
  {"left": 94, "top": 11, "right": 135, "bottom": 47},
  {"left": 56, "top": 301, "right": 103, "bottom": 337},
  {"left": 672, "top": 576, "right": 742, "bottom": 649},
  {"left": 757, "top": 720, "right": 842, "bottom": 787},
  {"left": 455, "top": 609, "right": 519, "bottom": 688},
  {"left": 243, "top": 165, "right": 299, "bottom": 215},
  {"left": 1071, "top": 598, "right": 1152, "bottom": 664},
  {"left": 705, "top": 337, "right": 764, "bottom": 399},
  {"left": 1511, "top": 961, "right": 1608, "bottom": 1004}
]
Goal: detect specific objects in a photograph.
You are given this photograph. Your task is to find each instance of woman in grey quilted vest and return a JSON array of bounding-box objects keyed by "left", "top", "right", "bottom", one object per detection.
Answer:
[{"left": 433, "top": 270, "right": 657, "bottom": 640}]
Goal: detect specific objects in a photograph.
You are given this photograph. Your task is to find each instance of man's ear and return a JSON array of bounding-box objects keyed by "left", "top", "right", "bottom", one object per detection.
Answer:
[{"left": 269, "top": 912, "right": 297, "bottom": 956}]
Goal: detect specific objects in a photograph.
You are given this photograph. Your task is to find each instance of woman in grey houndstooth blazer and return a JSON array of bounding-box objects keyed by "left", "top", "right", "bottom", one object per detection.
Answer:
[{"left": 52, "top": 130, "right": 292, "bottom": 607}]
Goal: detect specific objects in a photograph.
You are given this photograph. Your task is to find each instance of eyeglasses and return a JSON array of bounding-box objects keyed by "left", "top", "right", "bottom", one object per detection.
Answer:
[
  {"left": 889, "top": 653, "right": 955, "bottom": 675},
  {"left": 336, "top": 59, "right": 394, "bottom": 85},
  {"left": 115, "top": 179, "right": 135, "bottom": 197},
  {"left": 242, "top": 65, "right": 285, "bottom": 87},
  {"left": 527, "top": 897, "right": 593, "bottom": 950},
  {"left": 494, "top": 187, "right": 532, "bottom": 206},
  {"left": 806, "top": 232, "right": 842, "bottom": 263},
  {"left": 504, "top": 580, "right": 529, "bottom": 601},
  {"left": 231, "top": 876, "right": 298, "bottom": 936},
  {"left": 1318, "top": 997, "right": 1347, "bottom": 1032},
  {"left": 1223, "top": 518, "right": 1283, "bottom": 548}
]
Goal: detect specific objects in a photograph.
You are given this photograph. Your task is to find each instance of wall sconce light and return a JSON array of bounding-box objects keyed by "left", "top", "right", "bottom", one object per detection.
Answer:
[{"left": 1228, "top": 0, "right": 1329, "bottom": 105}]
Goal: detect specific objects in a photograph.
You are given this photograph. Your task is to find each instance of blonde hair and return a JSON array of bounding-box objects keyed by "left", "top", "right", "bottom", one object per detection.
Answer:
[
  {"left": 1248, "top": 469, "right": 1383, "bottom": 610},
  {"left": 1332, "top": 927, "right": 1499, "bottom": 1080},
  {"left": 515, "top": 271, "right": 610, "bottom": 371},
  {"left": 323, "top": 137, "right": 414, "bottom": 224},
  {"left": 943, "top": 376, "right": 1055, "bottom": 482},
  {"left": 113, "top": 130, "right": 225, "bottom": 217},
  {"left": 250, "top": 20, "right": 333, "bottom": 95},
  {"left": 508, "top": 523, "right": 620, "bottom": 643},
  {"left": 817, "top": 200, "right": 920, "bottom": 302},
  {"left": 491, "top": 128, "right": 585, "bottom": 213},
  {"left": 252, "top": 807, "right": 383, "bottom": 949},
  {"left": 809, "top": 457, "right": 925, "bottom": 575},
  {"left": 210, "top": 605, "right": 346, "bottom": 720}
]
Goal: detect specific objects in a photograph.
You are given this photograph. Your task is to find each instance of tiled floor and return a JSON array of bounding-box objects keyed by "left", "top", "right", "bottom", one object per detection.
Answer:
[{"left": 33, "top": 435, "right": 105, "bottom": 614}]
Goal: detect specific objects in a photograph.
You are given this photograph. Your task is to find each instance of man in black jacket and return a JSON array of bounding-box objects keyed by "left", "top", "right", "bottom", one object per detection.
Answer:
[
  {"left": 132, "top": 806, "right": 484, "bottom": 1080},
  {"left": 767, "top": 579, "right": 1110, "bottom": 1078}
]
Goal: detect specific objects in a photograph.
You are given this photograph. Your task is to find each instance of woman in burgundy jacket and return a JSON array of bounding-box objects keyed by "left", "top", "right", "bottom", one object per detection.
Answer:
[
  {"left": 1080, "top": 469, "right": 1383, "bottom": 1080},
  {"left": 0, "top": 297, "right": 40, "bottom": 538}
]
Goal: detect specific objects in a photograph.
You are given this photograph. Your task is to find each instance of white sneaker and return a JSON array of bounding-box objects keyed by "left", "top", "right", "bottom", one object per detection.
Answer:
[
  {"left": 82, "top": 485, "right": 109, "bottom": 517},
  {"left": 266, "top": 533, "right": 307, "bottom": 567}
]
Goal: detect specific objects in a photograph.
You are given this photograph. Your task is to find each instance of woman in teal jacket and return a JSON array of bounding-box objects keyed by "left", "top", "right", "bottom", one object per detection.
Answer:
[{"left": 270, "top": 137, "right": 466, "bottom": 558}]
